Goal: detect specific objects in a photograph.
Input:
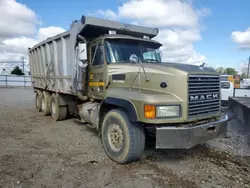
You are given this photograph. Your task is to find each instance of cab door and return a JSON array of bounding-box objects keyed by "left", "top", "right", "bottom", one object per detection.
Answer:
[{"left": 88, "top": 43, "right": 107, "bottom": 99}]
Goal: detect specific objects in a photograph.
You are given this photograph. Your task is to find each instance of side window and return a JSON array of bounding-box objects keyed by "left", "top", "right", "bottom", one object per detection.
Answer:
[
  {"left": 143, "top": 51, "right": 156, "bottom": 60},
  {"left": 92, "top": 45, "right": 104, "bottom": 66}
]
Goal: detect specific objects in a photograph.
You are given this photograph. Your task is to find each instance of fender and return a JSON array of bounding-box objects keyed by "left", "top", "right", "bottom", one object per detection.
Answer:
[{"left": 100, "top": 97, "right": 138, "bottom": 122}]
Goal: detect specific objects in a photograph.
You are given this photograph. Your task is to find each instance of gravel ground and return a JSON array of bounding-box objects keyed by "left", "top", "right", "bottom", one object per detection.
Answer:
[{"left": 0, "top": 88, "right": 250, "bottom": 188}]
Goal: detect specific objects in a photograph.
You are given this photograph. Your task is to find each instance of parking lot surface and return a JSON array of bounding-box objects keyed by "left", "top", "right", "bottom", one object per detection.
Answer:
[{"left": 0, "top": 88, "right": 250, "bottom": 188}]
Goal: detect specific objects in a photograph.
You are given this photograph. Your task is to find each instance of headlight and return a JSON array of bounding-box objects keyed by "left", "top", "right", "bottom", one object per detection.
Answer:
[{"left": 156, "top": 106, "right": 180, "bottom": 118}]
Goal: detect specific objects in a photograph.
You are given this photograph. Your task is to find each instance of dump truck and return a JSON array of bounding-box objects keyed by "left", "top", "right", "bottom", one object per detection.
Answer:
[{"left": 29, "top": 16, "right": 229, "bottom": 164}]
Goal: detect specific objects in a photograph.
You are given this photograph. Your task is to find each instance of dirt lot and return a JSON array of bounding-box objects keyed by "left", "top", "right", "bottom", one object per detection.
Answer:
[{"left": 0, "top": 88, "right": 250, "bottom": 188}]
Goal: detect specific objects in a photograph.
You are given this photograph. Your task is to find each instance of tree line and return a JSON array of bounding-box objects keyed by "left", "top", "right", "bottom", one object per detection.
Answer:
[
  {"left": 10, "top": 66, "right": 24, "bottom": 75},
  {"left": 215, "top": 67, "right": 248, "bottom": 78}
]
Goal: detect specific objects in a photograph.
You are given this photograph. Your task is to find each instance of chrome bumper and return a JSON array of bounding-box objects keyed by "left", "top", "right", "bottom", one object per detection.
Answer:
[{"left": 156, "top": 114, "right": 229, "bottom": 149}]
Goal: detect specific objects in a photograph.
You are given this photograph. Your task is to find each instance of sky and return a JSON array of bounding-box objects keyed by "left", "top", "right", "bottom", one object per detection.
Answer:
[{"left": 0, "top": 0, "right": 249, "bottom": 73}]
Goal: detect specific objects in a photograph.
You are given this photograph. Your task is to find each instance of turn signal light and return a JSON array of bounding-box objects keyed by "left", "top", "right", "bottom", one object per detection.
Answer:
[{"left": 144, "top": 105, "right": 156, "bottom": 119}]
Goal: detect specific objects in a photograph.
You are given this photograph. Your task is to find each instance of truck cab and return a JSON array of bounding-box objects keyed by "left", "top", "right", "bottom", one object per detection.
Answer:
[
  {"left": 29, "top": 16, "right": 229, "bottom": 164},
  {"left": 86, "top": 34, "right": 162, "bottom": 99}
]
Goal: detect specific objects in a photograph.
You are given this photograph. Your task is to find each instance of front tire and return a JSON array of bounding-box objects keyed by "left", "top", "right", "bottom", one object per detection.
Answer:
[
  {"left": 50, "top": 94, "right": 67, "bottom": 121},
  {"left": 101, "top": 109, "right": 145, "bottom": 164}
]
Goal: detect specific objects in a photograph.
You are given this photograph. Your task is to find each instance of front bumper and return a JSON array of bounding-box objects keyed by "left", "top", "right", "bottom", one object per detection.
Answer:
[{"left": 155, "top": 114, "right": 229, "bottom": 149}]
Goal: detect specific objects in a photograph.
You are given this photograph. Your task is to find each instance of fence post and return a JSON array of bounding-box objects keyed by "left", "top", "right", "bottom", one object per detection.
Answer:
[
  {"left": 5, "top": 75, "right": 7, "bottom": 87},
  {"left": 24, "top": 75, "right": 26, "bottom": 89}
]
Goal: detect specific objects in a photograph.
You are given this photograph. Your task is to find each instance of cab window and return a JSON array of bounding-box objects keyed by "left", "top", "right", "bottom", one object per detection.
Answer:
[{"left": 91, "top": 45, "right": 104, "bottom": 66}]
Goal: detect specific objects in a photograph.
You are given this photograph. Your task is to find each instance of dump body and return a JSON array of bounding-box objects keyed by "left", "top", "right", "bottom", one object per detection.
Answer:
[{"left": 29, "top": 31, "right": 74, "bottom": 94}]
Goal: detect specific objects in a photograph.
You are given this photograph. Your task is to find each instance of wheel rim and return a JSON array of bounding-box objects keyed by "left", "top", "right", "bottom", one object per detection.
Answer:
[
  {"left": 51, "top": 99, "right": 56, "bottom": 115},
  {"left": 41, "top": 97, "right": 45, "bottom": 111},
  {"left": 107, "top": 123, "right": 124, "bottom": 152}
]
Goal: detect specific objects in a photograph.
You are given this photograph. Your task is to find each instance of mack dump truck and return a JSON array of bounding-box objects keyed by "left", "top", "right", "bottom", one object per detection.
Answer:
[{"left": 29, "top": 16, "right": 229, "bottom": 164}]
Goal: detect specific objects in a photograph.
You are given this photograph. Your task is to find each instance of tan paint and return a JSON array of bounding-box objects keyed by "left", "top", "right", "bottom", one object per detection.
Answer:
[{"left": 87, "top": 37, "right": 220, "bottom": 124}]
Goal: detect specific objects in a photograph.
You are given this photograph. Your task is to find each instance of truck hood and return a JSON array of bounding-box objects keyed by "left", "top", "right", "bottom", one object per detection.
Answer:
[
  {"left": 108, "top": 62, "right": 218, "bottom": 79},
  {"left": 108, "top": 62, "right": 219, "bottom": 84},
  {"left": 142, "top": 62, "right": 218, "bottom": 75},
  {"left": 107, "top": 62, "right": 220, "bottom": 123}
]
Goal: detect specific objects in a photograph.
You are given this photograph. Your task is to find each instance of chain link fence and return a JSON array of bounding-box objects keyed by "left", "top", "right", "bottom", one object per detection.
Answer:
[{"left": 0, "top": 61, "right": 31, "bottom": 88}]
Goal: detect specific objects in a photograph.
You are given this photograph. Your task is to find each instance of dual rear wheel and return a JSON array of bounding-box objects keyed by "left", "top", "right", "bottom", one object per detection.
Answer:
[
  {"left": 50, "top": 94, "right": 68, "bottom": 121},
  {"left": 35, "top": 90, "right": 42, "bottom": 112},
  {"left": 35, "top": 90, "right": 67, "bottom": 121}
]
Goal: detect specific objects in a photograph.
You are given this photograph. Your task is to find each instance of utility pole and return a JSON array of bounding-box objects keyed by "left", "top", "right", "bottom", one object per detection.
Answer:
[
  {"left": 248, "top": 56, "right": 250, "bottom": 78},
  {"left": 21, "top": 56, "right": 25, "bottom": 75},
  {"left": 21, "top": 56, "right": 26, "bottom": 88}
]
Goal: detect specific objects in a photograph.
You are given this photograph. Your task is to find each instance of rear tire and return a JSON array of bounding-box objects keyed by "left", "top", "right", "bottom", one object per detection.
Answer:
[
  {"left": 50, "top": 94, "right": 67, "bottom": 121},
  {"left": 35, "top": 90, "right": 42, "bottom": 112},
  {"left": 41, "top": 91, "right": 51, "bottom": 116},
  {"left": 101, "top": 109, "right": 145, "bottom": 164}
]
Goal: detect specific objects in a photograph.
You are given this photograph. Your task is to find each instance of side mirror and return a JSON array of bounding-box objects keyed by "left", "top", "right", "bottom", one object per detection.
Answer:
[{"left": 79, "top": 43, "right": 87, "bottom": 61}]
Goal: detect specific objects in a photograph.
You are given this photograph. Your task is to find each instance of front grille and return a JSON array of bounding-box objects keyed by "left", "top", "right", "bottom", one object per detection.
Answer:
[{"left": 188, "top": 75, "right": 220, "bottom": 118}]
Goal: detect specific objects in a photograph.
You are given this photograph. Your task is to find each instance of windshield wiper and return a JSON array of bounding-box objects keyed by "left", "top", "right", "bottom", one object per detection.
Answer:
[
  {"left": 130, "top": 57, "right": 150, "bottom": 91},
  {"left": 144, "top": 59, "right": 160, "bottom": 63}
]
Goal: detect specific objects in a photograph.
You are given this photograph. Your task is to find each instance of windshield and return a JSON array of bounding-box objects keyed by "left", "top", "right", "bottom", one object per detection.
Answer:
[{"left": 104, "top": 39, "right": 162, "bottom": 64}]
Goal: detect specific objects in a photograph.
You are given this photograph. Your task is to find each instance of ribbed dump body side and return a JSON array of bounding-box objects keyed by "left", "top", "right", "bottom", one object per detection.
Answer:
[{"left": 29, "top": 31, "right": 76, "bottom": 94}]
